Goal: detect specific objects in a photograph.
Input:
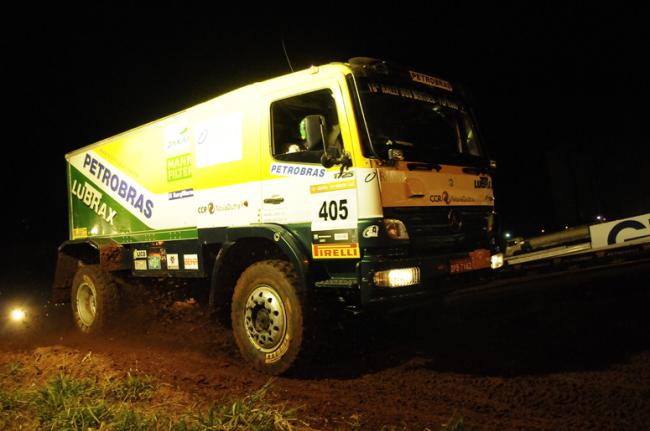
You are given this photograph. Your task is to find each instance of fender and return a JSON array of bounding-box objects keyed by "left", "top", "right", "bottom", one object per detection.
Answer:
[
  {"left": 207, "top": 224, "right": 311, "bottom": 309},
  {"left": 52, "top": 238, "right": 130, "bottom": 303}
]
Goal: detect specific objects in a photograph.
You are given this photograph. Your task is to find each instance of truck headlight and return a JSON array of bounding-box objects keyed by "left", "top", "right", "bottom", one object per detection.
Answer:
[
  {"left": 373, "top": 267, "right": 420, "bottom": 287},
  {"left": 384, "top": 219, "right": 409, "bottom": 240}
]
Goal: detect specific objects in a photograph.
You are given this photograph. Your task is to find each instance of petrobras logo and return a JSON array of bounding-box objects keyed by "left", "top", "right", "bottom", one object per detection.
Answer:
[
  {"left": 71, "top": 180, "right": 117, "bottom": 225},
  {"left": 82, "top": 154, "right": 154, "bottom": 218},
  {"left": 270, "top": 163, "right": 326, "bottom": 178}
]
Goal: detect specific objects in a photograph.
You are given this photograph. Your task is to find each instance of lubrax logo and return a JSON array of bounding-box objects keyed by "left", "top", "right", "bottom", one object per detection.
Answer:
[
  {"left": 71, "top": 180, "right": 117, "bottom": 225},
  {"left": 474, "top": 176, "right": 492, "bottom": 189}
]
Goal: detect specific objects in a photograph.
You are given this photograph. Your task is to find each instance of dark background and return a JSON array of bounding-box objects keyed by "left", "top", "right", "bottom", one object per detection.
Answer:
[{"left": 1, "top": 5, "right": 648, "bottom": 260}]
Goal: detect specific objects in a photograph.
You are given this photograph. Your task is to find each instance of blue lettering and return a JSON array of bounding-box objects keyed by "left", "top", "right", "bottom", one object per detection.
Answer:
[
  {"left": 102, "top": 168, "right": 111, "bottom": 186},
  {"left": 89, "top": 158, "right": 98, "bottom": 175},
  {"left": 319, "top": 169, "right": 325, "bottom": 177},
  {"left": 134, "top": 194, "right": 144, "bottom": 212},
  {"left": 126, "top": 186, "right": 137, "bottom": 205},
  {"left": 83, "top": 154, "right": 91, "bottom": 168},
  {"left": 118, "top": 180, "right": 128, "bottom": 198},
  {"left": 110, "top": 174, "right": 119, "bottom": 191},
  {"left": 270, "top": 164, "right": 277, "bottom": 173},
  {"left": 96, "top": 162, "right": 105, "bottom": 179},
  {"left": 144, "top": 200, "right": 154, "bottom": 218},
  {"left": 300, "top": 167, "right": 306, "bottom": 175}
]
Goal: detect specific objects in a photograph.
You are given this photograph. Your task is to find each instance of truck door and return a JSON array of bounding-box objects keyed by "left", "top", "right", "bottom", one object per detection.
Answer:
[{"left": 260, "top": 85, "right": 361, "bottom": 259}]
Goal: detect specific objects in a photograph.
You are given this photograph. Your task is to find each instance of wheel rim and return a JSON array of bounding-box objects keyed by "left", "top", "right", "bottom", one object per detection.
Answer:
[
  {"left": 244, "top": 285, "right": 287, "bottom": 352},
  {"left": 76, "top": 276, "right": 97, "bottom": 327}
]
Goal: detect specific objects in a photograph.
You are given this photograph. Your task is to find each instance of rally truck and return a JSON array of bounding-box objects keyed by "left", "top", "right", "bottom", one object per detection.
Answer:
[{"left": 52, "top": 57, "right": 498, "bottom": 374}]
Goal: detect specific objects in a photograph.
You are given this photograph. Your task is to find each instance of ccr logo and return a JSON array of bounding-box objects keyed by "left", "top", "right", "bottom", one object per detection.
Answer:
[{"left": 430, "top": 191, "right": 451, "bottom": 205}]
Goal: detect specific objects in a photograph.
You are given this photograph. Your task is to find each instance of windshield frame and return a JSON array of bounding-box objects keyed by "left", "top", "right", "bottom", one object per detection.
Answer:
[{"left": 347, "top": 66, "right": 489, "bottom": 167}]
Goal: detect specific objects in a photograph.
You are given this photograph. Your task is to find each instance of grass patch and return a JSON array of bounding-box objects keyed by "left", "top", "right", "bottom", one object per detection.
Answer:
[
  {"left": 0, "top": 372, "right": 303, "bottom": 430},
  {"left": 191, "top": 380, "right": 300, "bottom": 430},
  {"left": 107, "top": 372, "right": 156, "bottom": 402}
]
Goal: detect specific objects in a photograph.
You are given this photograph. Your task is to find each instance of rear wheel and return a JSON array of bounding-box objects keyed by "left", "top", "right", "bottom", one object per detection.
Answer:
[
  {"left": 231, "top": 260, "right": 308, "bottom": 375},
  {"left": 71, "top": 265, "right": 119, "bottom": 334}
]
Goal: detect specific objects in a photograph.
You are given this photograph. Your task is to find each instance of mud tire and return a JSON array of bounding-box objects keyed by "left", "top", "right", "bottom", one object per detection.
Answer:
[
  {"left": 71, "top": 265, "right": 119, "bottom": 334},
  {"left": 231, "top": 260, "right": 309, "bottom": 375}
]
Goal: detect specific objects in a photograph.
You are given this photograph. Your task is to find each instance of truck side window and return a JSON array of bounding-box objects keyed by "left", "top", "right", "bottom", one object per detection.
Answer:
[{"left": 271, "top": 89, "right": 341, "bottom": 163}]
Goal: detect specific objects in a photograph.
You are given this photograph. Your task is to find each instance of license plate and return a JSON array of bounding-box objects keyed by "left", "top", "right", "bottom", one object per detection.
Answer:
[{"left": 450, "top": 257, "right": 473, "bottom": 273}]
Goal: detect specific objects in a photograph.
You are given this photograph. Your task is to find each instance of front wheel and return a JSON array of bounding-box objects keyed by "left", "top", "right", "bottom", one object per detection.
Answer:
[
  {"left": 71, "top": 265, "right": 119, "bottom": 334},
  {"left": 231, "top": 260, "right": 308, "bottom": 375}
]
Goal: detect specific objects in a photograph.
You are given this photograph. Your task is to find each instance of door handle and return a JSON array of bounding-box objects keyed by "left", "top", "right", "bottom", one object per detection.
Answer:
[{"left": 263, "top": 196, "right": 285, "bottom": 204}]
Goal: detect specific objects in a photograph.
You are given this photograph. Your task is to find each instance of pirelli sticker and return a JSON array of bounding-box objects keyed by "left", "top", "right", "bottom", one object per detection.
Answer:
[
  {"left": 310, "top": 179, "right": 359, "bottom": 259},
  {"left": 312, "top": 243, "right": 360, "bottom": 259}
]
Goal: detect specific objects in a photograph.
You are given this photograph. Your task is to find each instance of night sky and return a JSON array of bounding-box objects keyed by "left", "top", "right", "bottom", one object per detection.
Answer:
[{"left": 3, "top": 5, "right": 649, "bottom": 250}]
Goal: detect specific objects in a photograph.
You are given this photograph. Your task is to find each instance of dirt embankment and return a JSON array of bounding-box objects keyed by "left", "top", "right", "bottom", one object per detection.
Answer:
[{"left": 2, "top": 266, "right": 650, "bottom": 430}]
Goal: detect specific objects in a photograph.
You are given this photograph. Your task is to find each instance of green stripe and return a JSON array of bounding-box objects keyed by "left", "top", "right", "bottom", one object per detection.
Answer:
[{"left": 102, "top": 227, "right": 198, "bottom": 244}]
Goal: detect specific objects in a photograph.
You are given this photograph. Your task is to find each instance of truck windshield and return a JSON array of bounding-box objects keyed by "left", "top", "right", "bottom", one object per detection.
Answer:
[{"left": 351, "top": 74, "right": 485, "bottom": 164}]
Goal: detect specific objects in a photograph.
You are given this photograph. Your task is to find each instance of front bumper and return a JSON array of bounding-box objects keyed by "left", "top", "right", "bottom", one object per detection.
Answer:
[{"left": 357, "top": 248, "right": 492, "bottom": 308}]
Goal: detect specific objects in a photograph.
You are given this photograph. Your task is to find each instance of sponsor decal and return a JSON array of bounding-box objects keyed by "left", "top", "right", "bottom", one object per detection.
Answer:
[
  {"left": 134, "top": 260, "right": 147, "bottom": 271},
  {"left": 165, "top": 120, "right": 191, "bottom": 153},
  {"left": 409, "top": 70, "right": 453, "bottom": 91},
  {"left": 198, "top": 201, "right": 248, "bottom": 214},
  {"left": 334, "top": 232, "right": 349, "bottom": 241},
  {"left": 82, "top": 154, "right": 154, "bottom": 219},
  {"left": 147, "top": 254, "right": 162, "bottom": 270},
  {"left": 312, "top": 243, "right": 360, "bottom": 259},
  {"left": 473, "top": 176, "right": 492, "bottom": 189},
  {"left": 364, "top": 172, "right": 377, "bottom": 183},
  {"left": 312, "top": 228, "right": 357, "bottom": 244},
  {"left": 71, "top": 180, "right": 118, "bottom": 225},
  {"left": 271, "top": 162, "right": 326, "bottom": 178},
  {"left": 310, "top": 180, "right": 356, "bottom": 194},
  {"left": 430, "top": 191, "right": 451, "bottom": 205},
  {"left": 133, "top": 249, "right": 147, "bottom": 259},
  {"left": 590, "top": 214, "right": 650, "bottom": 248},
  {"left": 72, "top": 227, "right": 88, "bottom": 239},
  {"left": 334, "top": 171, "right": 354, "bottom": 179},
  {"left": 168, "top": 188, "right": 194, "bottom": 200},
  {"left": 167, "top": 253, "right": 179, "bottom": 270},
  {"left": 183, "top": 254, "right": 199, "bottom": 270},
  {"left": 166, "top": 153, "right": 193, "bottom": 182},
  {"left": 362, "top": 225, "right": 379, "bottom": 238},
  {"left": 429, "top": 191, "right": 476, "bottom": 205}
]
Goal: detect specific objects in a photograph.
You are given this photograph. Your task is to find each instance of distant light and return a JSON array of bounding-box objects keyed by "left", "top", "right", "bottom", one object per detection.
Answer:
[
  {"left": 504, "top": 232, "right": 511, "bottom": 239},
  {"left": 491, "top": 253, "right": 504, "bottom": 270},
  {"left": 541, "top": 228, "right": 545, "bottom": 233},
  {"left": 596, "top": 215, "right": 603, "bottom": 221},
  {"left": 10, "top": 308, "right": 26, "bottom": 322},
  {"left": 565, "top": 226, "right": 569, "bottom": 230}
]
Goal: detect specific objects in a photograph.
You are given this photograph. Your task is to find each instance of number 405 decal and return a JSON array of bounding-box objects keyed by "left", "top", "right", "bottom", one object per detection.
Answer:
[{"left": 318, "top": 199, "right": 349, "bottom": 221}]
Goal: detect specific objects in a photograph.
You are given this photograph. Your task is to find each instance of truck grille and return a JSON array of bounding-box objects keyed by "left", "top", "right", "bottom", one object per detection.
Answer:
[{"left": 383, "top": 206, "right": 492, "bottom": 254}]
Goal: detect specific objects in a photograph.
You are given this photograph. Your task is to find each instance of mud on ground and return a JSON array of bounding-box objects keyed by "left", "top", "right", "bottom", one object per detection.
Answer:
[{"left": 2, "top": 265, "right": 650, "bottom": 430}]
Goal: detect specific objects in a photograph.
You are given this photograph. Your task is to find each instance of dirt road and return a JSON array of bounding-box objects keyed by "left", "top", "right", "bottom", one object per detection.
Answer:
[{"left": 2, "top": 263, "right": 650, "bottom": 430}]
